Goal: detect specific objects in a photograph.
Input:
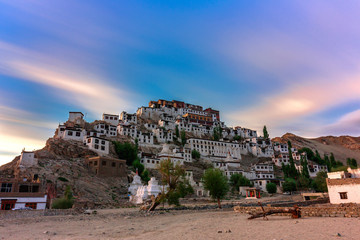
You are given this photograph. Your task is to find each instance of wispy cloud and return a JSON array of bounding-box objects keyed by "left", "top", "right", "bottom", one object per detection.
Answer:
[
  {"left": 0, "top": 41, "right": 135, "bottom": 117},
  {"left": 322, "top": 109, "right": 360, "bottom": 136}
]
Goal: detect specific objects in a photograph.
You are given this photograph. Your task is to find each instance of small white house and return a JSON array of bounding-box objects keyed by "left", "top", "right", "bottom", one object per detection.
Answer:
[
  {"left": 58, "top": 127, "right": 87, "bottom": 142},
  {"left": 102, "top": 113, "right": 119, "bottom": 126},
  {"left": 19, "top": 150, "right": 37, "bottom": 168},
  {"left": 85, "top": 136, "right": 109, "bottom": 156},
  {"left": 68, "top": 112, "right": 84, "bottom": 124},
  {"left": 327, "top": 168, "right": 360, "bottom": 204}
]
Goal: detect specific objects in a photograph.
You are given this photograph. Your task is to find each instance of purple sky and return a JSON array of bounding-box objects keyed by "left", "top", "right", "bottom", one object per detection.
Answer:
[{"left": 1, "top": 0, "right": 360, "bottom": 164}]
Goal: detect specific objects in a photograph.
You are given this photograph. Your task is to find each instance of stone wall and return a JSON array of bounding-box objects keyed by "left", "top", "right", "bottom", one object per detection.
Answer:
[
  {"left": 0, "top": 209, "right": 77, "bottom": 220},
  {"left": 234, "top": 203, "right": 360, "bottom": 218}
]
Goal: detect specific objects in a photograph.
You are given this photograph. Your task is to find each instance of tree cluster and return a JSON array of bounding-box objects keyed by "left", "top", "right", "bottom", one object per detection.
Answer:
[{"left": 229, "top": 173, "right": 252, "bottom": 192}]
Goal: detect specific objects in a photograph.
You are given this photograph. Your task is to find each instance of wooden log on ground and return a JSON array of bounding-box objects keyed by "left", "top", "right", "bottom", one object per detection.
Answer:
[{"left": 247, "top": 202, "right": 301, "bottom": 220}]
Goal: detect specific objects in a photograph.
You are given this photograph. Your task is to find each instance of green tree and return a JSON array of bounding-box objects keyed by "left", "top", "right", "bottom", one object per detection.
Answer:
[
  {"left": 229, "top": 173, "right": 252, "bottom": 192},
  {"left": 282, "top": 178, "right": 297, "bottom": 193},
  {"left": 297, "top": 175, "right": 311, "bottom": 190},
  {"left": 202, "top": 168, "right": 229, "bottom": 209},
  {"left": 347, "top": 158, "right": 358, "bottom": 168},
  {"left": 191, "top": 149, "right": 200, "bottom": 160},
  {"left": 300, "top": 156, "right": 310, "bottom": 179},
  {"left": 351, "top": 158, "right": 358, "bottom": 168},
  {"left": 233, "top": 135, "right": 242, "bottom": 142},
  {"left": 263, "top": 125, "right": 269, "bottom": 139},
  {"left": 141, "top": 169, "right": 150, "bottom": 183},
  {"left": 311, "top": 171, "right": 328, "bottom": 192},
  {"left": 213, "top": 126, "right": 222, "bottom": 141},
  {"left": 113, "top": 141, "right": 138, "bottom": 166},
  {"left": 154, "top": 159, "right": 193, "bottom": 207},
  {"left": 330, "top": 153, "right": 336, "bottom": 168},
  {"left": 132, "top": 159, "right": 150, "bottom": 182},
  {"left": 298, "top": 147, "right": 315, "bottom": 161},
  {"left": 180, "top": 130, "right": 186, "bottom": 146},
  {"left": 266, "top": 182, "right": 277, "bottom": 194},
  {"left": 287, "top": 141, "right": 299, "bottom": 178}
]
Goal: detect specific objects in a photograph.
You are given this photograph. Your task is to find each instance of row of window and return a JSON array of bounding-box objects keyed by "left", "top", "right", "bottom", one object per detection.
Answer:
[
  {"left": 67, "top": 131, "right": 81, "bottom": 137},
  {"left": 105, "top": 116, "right": 118, "bottom": 120}
]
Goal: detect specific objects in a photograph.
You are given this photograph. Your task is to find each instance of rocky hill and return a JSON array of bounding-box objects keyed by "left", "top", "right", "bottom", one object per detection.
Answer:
[
  {"left": 272, "top": 133, "right": 360, "bottom": 163},
  {"left": 0, "top": 138, "right": 130, "bottom": 207}
]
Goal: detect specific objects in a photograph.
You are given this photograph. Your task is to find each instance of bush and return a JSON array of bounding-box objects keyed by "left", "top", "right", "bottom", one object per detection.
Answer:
[
  {"left": 266, "top": 182, "right": 277, "bottom": 194},
  {"left": 52, "top": 185, "right": 74, "bottom": 209},
  {"left": 52, "top": 198, "right": 74, "bottom": 209},
  {"left": 191, "top": 149, "right": 200, "bottom": 160}
]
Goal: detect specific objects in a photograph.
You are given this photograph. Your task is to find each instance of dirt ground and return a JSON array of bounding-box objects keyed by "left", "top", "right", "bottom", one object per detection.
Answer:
[{"left": 1, "top": 208, "right": 359, "bottom": 240}]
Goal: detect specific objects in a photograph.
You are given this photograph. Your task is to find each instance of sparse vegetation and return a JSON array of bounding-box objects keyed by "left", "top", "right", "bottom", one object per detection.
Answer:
[{"left": 52, "top": 185, "right": 74, "bottom": 209}]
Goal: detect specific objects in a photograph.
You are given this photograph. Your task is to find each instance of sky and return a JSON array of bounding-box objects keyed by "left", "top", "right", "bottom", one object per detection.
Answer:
[{"left": 1, "top": 0, "right": 360, "bottom": 165}]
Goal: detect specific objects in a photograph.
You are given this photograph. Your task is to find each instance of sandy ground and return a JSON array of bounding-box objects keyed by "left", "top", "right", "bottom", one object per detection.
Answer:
[{"left": 1, "top": 208, "right": 359, "bottom": 240}]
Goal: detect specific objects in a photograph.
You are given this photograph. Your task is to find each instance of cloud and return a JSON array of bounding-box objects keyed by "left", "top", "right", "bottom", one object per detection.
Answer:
[
  {"left": 225, "top": 73, "right": 360, "bottom": 137},
  {"left": 0, "top": 41, "right": 135, "bottom": 117},
  {"left": 0, "top": 105, "right": 57, "bottom": 165},
  {"left": 322, "top": 109, "right": 360, "bottom": 136}
]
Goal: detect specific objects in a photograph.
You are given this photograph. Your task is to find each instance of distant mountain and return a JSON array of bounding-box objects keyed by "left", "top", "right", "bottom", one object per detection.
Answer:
[{"left": 272, "top": 133, "right": 360, "bottom": 163}]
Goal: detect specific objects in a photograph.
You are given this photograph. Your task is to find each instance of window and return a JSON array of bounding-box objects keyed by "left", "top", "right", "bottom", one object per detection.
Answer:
[
  {"left": 95, "top": 139, "right": 99, "bottom": 144},
  {"left": 1, "top": 200, "right": 16, "bottom": 210},
  {"left": 94, "top": 161, "right": 98, "bottom": 166},
  {"left": 339, "top": 192, "right": 348, "bottom": 199},
  {"left": 1, "top": 183, "right": 12, "bottom": 192},
  {"left": 76, "top": 132, "right": 81, "bottom": 137},
  {"left": 87, "top": 139, "right": 91, "bottom": 143},
  {"left": 101, "top": 141, "right": 105, "bottom": 145},
  {"left": 112, "top": 162, "right": 116, "bottom": 167},
  {"left": 101, "top": 146, "right": 105, "bottom": 151},
  {"left": 105, "top": 116, "right": 109, "bottom": 119},
  {"left": 102, "top": 161, "right": 106, "bottom": 166},
  {"left": 25, "top": 203, "right": 37, "bottom": 209},
  {"left": 19, "top": 185, "right": 30, "bottom": 192},
  {"left": 95, "top": 144, "right": 99, "bottom": 149},
  {"left": 68, "top": 131, "right": 73, "bottom": 136}
]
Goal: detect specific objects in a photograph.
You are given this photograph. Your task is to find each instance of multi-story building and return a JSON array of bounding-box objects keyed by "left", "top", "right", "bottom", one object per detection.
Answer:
[
  {"left": 0, "top": 176, "right": 47, "bottom": 210},
  {"left": 94, "top": 122, "right": 117, "bottom": 137},
  {"left": 188, "top": 138, "right": 242, "bottom": 159},
  {"left": 120, "top": 111, "right": 137, "bottom": 124},
  {"left": 102, "top": 113, "right": 119, "bottom": 126},
  {"left": 84, "top": 136, "right": 109, "bottom": 156}
]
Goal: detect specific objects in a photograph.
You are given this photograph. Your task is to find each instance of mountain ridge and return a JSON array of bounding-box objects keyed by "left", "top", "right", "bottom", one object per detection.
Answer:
[{"left": 272, "top": 133, "right": 360, "bottom": 163}]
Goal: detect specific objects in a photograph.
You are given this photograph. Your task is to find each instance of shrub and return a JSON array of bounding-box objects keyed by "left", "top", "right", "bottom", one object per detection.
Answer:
[
  {"left": 266, "top": 182, "right": 277, "bottom": 194},
  {"left": 52, "top": 198, "right": 74, "bottom": 209},
  {"left": 52, "top": 185, "right": 74, "bottom": 209},
  {"left": 191, "top": 149, "right": 200, "bottom": 160}
]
